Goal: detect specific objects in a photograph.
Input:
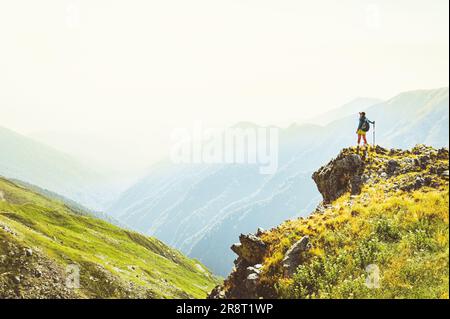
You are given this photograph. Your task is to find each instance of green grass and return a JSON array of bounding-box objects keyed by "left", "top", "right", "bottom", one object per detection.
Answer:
[
  {"left": 0, "top": 177, "right": 220, "bottom": 299},
  {"left": 273, "top": 188, "right": 449, "bottom": 299}
]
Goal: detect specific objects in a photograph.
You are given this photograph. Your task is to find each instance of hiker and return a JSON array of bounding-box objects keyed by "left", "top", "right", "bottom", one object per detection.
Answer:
[{"left": 356, "top": 112, "right": 375, "bottom": 146}]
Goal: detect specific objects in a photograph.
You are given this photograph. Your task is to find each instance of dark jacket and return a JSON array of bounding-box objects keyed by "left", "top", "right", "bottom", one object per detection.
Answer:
[{"left": 358, "top": 116, "right": 374, "bottom": 131}]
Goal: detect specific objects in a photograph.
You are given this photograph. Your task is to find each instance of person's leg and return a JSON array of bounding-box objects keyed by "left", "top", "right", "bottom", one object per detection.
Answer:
[
  {"left": 358, "top": 134, "right": 362, "bottom": 145},
  {"left": 363, "top": 134, "right": 368, "bottom": 145}
]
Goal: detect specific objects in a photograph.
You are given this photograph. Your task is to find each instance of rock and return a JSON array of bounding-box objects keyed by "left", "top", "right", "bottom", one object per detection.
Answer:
[
  {"left": 374, "top": 145, "right": 388, "bottom": 155},
  {"left": 0, "top": 222, "right": 17, "bottom": 236},
  {"left": 415, "top": 177, "right": 425, "bottom": 188},
  {"left": 312, "top": 153, "right": 365, "bottom": 203},
  {"left": 282, "top": 236, "right": 311, "bottom": 276},
  {"left": 24, "top": 248, "right": 33, "bottom": 257},
  {"left": 387, "top": 160, "right": 400, "bottom": 175},
  {"left": 256, "top": 228, "right": 265, "bottom": 236},
  {"left": 389, "top": 149, "right": 402, "bottom": 156},
  {"left": 208, "top": 285, "right": 226, "bottom": 299},
  {"left": 246, "top": 266, "right": 261, "bottom": 275},
  {"left": 244, "top": 273, "right": 260, "bottom": 298},
  {"left": 231, "top": 234, "right": 267, "bottom": 265},
  {"left": 412, "top": 144, "right": 430, "bottom": 155},
  {"left": 247, "top": 273, "right": 259, "bottom": 281},
  {"left": 231, "top": 243, "right": 242, "bottom": 256},
  {"left": 361, "top": 174, "right": 370, "bottom": 183},
  {"left": 13, "top": 276, "right": 21, "bottom": 284},
  {"left": 442, "top": 170, "right": 449, "bottom": 180},
  {"left": 437, "top": 148, "right": 449, "bottom": 160},
  {"left": 380, "top": 172, "right": 388, "bottom": 179},
  {"left": 418, "top": 155, "right": 431, "bottom": 169}
]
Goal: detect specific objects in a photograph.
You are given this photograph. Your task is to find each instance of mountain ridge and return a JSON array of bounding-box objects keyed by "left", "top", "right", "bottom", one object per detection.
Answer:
[{"left": 209, "top": 144, "right": 449, "bottom": 299}]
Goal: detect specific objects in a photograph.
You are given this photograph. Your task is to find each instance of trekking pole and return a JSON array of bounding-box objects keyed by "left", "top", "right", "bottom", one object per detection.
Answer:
[{"left": 373, "top": 121, "right": 376, "bottom": 147}]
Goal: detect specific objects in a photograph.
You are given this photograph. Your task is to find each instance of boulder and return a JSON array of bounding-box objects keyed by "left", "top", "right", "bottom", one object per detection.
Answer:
[
  {"left": 312, "top": 153, "right": 365, "bottom": 203},
  {"left": 386, "top": 160, "right": 400, "bottom": 175},
  {"left": 282, "top": 236, "right": 311, "bottom": 276}
]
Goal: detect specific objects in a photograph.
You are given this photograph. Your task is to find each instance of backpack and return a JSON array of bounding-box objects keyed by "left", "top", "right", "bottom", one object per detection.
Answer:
[{"left": 361, "top": 119, "right": 371, "bottom": 132}]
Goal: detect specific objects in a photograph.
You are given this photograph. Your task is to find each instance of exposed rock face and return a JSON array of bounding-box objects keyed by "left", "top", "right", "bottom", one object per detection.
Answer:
[
  {"left": 282, "top": 236, "right": 311, "bottom": 276},
  {"left": 312, "top": 153, "right": 365, "bottom": 203},
  {"left": 208, "top": 232, "right": 272, "bottom": 299}
]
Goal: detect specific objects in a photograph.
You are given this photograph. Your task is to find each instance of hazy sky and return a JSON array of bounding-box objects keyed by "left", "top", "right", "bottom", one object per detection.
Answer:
[{"left": 0, "top": 0, "right": 448, "bottom": 171}]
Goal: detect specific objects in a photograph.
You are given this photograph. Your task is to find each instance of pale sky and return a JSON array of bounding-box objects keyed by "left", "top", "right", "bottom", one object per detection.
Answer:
[{"left": 0, "top": 0, "right": 448, "bottom": 172}]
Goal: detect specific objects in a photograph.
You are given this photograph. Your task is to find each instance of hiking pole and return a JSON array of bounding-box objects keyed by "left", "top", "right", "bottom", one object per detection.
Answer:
[{"left": 373, "top": 121, "right": 376, "bottom": 147}]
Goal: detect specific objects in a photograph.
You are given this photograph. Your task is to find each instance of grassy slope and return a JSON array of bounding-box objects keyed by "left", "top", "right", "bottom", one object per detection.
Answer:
[
  {"left": 257, "top": 147, "right": 449, "bottom": 299},
  {"left": 0, "top": 177, "right": 219, "bottom": 299}
]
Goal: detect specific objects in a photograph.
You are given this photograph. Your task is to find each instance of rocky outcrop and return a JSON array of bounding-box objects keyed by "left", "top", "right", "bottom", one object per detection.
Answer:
[
  {"left": 209, "top": 232, "right": 272, "bottom": 299},
  {"left": 231, "top": 234, "right": 267, "bottom": 265},
  {"left": 210, "top": 145, "right": 449, "bottom": 300},
  {"left": 282, "top": 236, "right": 311, "bottom": 276},
  {"left": 312, "top": 153, "right": 365, "bottom": 203}
]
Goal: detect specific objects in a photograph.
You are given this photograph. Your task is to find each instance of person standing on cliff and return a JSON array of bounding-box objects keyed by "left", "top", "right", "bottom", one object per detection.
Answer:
[{"left": 357, "top": 112, "right": 375, "bottom": 146}]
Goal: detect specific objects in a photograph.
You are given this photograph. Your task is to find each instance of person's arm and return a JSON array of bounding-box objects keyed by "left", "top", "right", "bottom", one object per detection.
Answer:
[
  {"left": 357, "top": 119, "right": 363, "bottom": 131},
  {"left": 368, "top": 119, "right": 375, "bottom": 124}
]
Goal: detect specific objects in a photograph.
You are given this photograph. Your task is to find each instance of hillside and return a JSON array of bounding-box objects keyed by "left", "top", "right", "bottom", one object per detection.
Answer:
[
  {"left": 109, "top": 87, "right": 449, "bottom": 276},
  {"left": 9, "top": 178, "right": 125, "bottom": 228},
  {"left": 0, "top": 177, "right": 219, "bottom": 299},
  {"left": 209, "top": 145, "right": 449, "bottom": 299}
]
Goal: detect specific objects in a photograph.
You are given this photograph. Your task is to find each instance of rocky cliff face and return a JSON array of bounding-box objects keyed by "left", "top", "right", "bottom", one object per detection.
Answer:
[{"left": 209, "top": 145, "right": 449, "bottom": 299}]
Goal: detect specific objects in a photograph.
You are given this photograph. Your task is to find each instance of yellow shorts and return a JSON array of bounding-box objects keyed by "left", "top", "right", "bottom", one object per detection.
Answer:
[{"left": 357, "top": 130, "right": 366, "bottom": 135}]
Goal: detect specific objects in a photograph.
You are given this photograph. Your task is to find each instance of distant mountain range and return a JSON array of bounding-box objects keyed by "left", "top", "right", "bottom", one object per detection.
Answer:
[
  {"left": 307, "top": 97, "right": 382, "bottom": 126},
  {"left": 0, "top": 87, "right": 448, "bottom": 276},
  {"left": 0, "top": 126, "right": 117, "bottom": 211},
  {"left": 108, "top": 87, "right": 449, "bottom": 276}
]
